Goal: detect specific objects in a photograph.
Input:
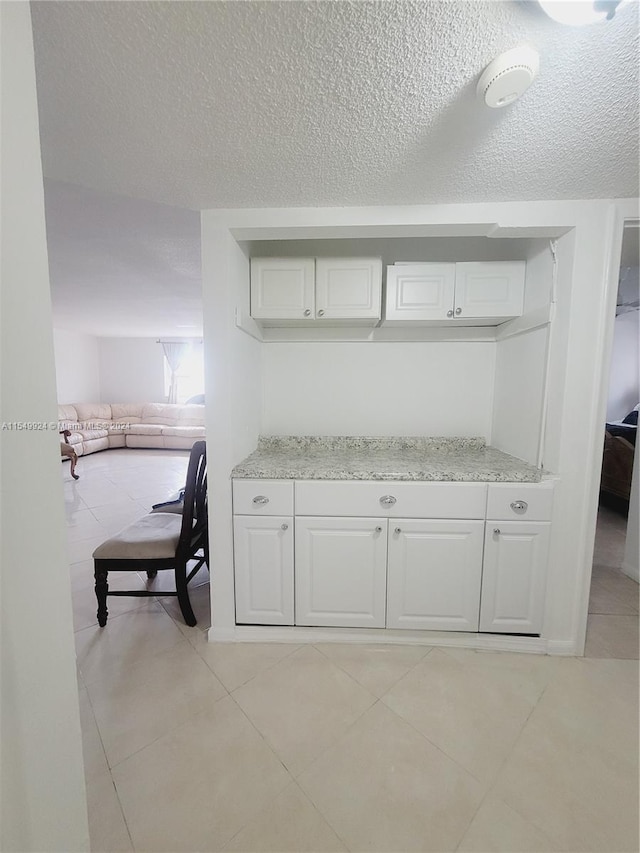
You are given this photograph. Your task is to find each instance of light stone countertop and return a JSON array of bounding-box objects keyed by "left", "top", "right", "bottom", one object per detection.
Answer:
[{"left": 231, "top": 436, "right": 543, "bottom": 482}]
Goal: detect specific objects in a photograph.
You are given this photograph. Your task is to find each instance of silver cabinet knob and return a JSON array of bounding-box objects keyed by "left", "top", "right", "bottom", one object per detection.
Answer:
[
  {"left": 281, "top": 523, "right": 288, "bottom": 531},
  {"left": 510, "top": 500, "right": 528, "bottom": 513},
  {"left": 379, "top": 495, "right": 397, "bottom": 506},
  {"left": 375, "top": 526, "right": 383, "bottom": 533},
  {"left": 493, "top": 528, "right": 501, "bottom": 535},
  {"left": 446, "top": 309, "right": 454, "bottom": 317},
  {"left": 317, "top": 309, "right": 325, "bottom": 317},
  {"left": 395, "top": 527, "right": 401, "bottom": 534},
  {"left": 252, "top": 495, "right": 269, "bottom": 505},
  {"left": 303, "top": 309, "right": 311, "bottom": 317},
  {"left": 455, "top": 307, "right": 462, "bottom": 315}
]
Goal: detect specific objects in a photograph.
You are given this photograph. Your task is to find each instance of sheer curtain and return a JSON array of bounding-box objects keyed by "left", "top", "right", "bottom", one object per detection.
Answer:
[{"left": 161, "top": 342, "right": 190, "bottom": 404}]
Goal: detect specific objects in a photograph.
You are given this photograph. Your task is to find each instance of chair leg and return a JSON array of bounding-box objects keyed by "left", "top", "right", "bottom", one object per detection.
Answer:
[
  {"left": 146, "top": 570, "right": 158, "bottom": 579},
  {"left": 175, "top": 562, "right": 196, "bottom": 627},
  {"left": 95, "top": 567, "right": 109, "bottom": 626}
]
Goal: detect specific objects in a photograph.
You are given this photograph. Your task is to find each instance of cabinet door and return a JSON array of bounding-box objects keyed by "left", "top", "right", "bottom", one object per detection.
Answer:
[
  {"left": 386, "top": 520, "right": 484, "bottom": 631},
  {"left": 315, "top": 258, "right": 382, "bottom": 320},
  {"left": 385, "top": 263, "right": 456, "bottom": 322},
  {"left": 295, "top": 517, "right": 387, "bottom": 627},
  {"left": 250, "top": 258, "right": 315, "bottom": 320},
  {"left": 234, "top": 515, "right": 294, "bottom": 625},
  {"left": 479, "top": 522, "right": 550, "bottom": 634},
  {"left": 454, "top": 262, "right": 525, "bottom": 321}
]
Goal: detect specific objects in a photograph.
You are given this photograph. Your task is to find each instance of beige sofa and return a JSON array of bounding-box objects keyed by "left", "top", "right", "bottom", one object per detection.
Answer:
[{"left": 58, "top": 402, "right": 205, "bottom": 456}]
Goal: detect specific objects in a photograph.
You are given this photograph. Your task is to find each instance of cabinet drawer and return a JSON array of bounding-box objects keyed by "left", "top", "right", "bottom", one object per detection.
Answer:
[
  {"left": 233, "top": 479, "right": 294, "bottom": 515},
  {"left": 295, "top": 480, "right": 487, "bottom": 519},
  {"left": 486, "top": 482, "right": 554, "bottom": 522}
]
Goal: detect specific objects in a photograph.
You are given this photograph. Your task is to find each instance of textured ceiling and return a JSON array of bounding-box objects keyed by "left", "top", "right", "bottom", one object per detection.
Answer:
[
  {"left": 44, "top": 182, "right": 202, "bottom": 337},
  {"left": 31, "top": 0, "right": 640, "bottom": 211}
]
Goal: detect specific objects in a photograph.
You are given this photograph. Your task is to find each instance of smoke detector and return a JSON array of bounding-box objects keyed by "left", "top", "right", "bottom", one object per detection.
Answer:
[{"left": 477, "top": 46, "right": 540, "bottom": 108}]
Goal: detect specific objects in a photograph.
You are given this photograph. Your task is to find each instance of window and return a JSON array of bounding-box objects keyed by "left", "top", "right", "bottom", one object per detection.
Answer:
[{"left": 163, "top": 341, "right": 205, "bottom": 404}]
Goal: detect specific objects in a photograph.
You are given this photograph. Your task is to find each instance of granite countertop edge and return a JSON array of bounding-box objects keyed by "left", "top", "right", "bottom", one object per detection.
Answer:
[{"left": 231, "top": 436, "right": 544, "bottom": 483}]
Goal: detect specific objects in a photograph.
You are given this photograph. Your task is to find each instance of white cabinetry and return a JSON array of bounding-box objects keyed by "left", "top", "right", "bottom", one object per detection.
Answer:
[
  {"left": 233, "top": 516, "right": 294, "bottom": 625},
  {"left": 251, "top": 257, "right": 382, "bottom": 324},
  {"left": 479, "top": 522, "right": 550, "bottom": 634},
  {"left": 479, "top": 483, "right": 554, "bottom": 634},
  {"left": 386, "top": 520, "right": 484, "bottom": 631},
  {"left": 385, "top": 261, "right": 525, "bottom": 326},
  {"left": 232, "top": 480, "right": 294, "bottom": 625},
  {"left": 232, "top": 478, "right": 554, "bottom": 636},
  {"left": 295, "top": 517, "right": 387, "bottom": 628}
]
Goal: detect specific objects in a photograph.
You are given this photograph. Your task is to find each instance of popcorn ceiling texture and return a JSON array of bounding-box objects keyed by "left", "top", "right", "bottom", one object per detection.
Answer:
[{"left": 31, "top": 0, "right": 638, "bottom": 210}]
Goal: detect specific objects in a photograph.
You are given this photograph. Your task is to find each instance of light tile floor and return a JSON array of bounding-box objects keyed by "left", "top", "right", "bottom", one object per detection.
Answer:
[{"left": 65, "top": 451, "right": 639, "bottom": 853}]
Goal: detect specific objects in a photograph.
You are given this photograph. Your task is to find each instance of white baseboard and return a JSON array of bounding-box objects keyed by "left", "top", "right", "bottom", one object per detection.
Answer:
[
  {"left": 207, "top": 624, "right": 552, "bottom": 654},
  {"left": 546, "top": 639, "right": 578, "bottom": 656}
]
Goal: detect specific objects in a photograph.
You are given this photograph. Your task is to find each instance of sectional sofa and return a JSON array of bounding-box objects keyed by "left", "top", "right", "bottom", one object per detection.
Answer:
[{"left": 57, "top": 402, "right": 205, "bottom": 456}]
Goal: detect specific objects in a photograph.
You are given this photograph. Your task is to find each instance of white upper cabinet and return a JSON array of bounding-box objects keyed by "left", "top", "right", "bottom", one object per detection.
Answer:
[
  {"left": 250, "top": 258, "right": 315, "bottom": 321},
  {"left": 385, "top": 261, "right": 525, "bottom": 326},
  {"left": 454, "top": 262, "right": 525, "bottom": 321},
  {"left": 251, "top": 257, "right": 382, "bottom": 324},
  {"left": 385, "top": 263, "right": 456, "bottom": 322},
  {"left": 315, "top": 258, "right": 382, "bottom": 320}
]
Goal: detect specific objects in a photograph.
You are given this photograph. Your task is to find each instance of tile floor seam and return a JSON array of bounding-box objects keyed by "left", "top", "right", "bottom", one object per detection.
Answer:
[
  {"left": 311, "top": 642, "right": 434, "bottom": 700},
  {"left": 377, "top": 689, "right": 499, "bottom": 790},
  {"left": 199, "top": 642, "right": 301, "bottom": 693},
  {"left": 107, "top": 768, "right": 136, "bottom": 852},
  {"left": 227, "top": 688, "right": 299, "bottom": 781},
  {"left": 105, "top": 684, "right": 230, "bottom": 777}
]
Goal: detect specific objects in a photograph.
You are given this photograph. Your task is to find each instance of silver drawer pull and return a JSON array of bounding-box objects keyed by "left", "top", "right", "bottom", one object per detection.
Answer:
[
  {"left": 375, "top": 526, "right": 382, "bottom": 533},
  {"left": 493, "top": 528, "right": 501, "bottom": 535},
  {"left": 395, "top": 527, "right": 401, "bottom": 534},
  {"left": 281, "top": 523, "right": 288, "bottom": 531},
  {"left": 380, "top": 495, "right": 397, "bottom": 506},
  {"left": 510, "top": 500, "right": 528, "bottom": 513},
  {"left": 252, "top": 495, "right": 269, "bottom": 506}
]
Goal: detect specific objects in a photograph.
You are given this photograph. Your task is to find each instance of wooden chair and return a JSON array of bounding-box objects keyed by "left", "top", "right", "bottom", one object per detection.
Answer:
[{"left": 93, "top": 441, "right": 208, "bottom": 627}]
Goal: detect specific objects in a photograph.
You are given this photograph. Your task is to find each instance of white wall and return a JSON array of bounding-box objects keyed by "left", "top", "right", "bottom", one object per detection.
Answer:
[
  {"left": 0, "top": 3, "right": 89, "bottom": 849},
  {"left": 202, "top": 222, "right": 262, "bottom": 633},
  {"left": 491, "top": 328, "right": 548, "bottom": 465},
  {"left": 262, "top": 341, "right": 495, "bottom": 437},
  {"left": 53, "top": 328, "right": 101, "bottom": 403},
  {"left": 98, "top": 337, "right": 166, "bottom": 402},
  {"left": 606, "top": 307, "right": 639, "bottom": 421}
]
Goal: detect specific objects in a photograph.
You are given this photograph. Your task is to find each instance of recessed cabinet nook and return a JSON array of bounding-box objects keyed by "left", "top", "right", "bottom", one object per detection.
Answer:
[{"left": 208, "top": 223, "right": 586, "bottom": 654}]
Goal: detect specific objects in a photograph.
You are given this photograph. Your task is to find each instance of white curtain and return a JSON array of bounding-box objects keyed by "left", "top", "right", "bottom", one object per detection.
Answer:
[{"left": 162, "top": 342, "right": 190, "bottom": 404}]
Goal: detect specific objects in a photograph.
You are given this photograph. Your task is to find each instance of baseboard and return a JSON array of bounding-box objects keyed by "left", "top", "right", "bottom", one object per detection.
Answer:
[
  {"left": 206, "top": 624, "right": 550, "bottom": 654},
  {"left": 620, "top": 561, "right": 639, "bottom": 583},
  {"left": 546, "top": 639, "right": 578, "bottom": 656}
]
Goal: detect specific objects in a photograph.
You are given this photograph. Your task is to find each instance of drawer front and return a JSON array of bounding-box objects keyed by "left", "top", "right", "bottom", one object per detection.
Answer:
[
  {"left": 295, "top": 480, "right": 487, "bottom": 519},
  {"left": 486, "top": 482, "right": 554, "bottom": 522},
  {"left": 233, "top": 479, "right": 294, "bottom": 516}
]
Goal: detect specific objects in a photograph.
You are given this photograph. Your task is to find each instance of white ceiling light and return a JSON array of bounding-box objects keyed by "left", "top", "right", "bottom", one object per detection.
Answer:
[
  {"left": 538, "top": 1, "right": 624, "bottom": 25},
  {"left": 476, "top": 46, "right": 540, "bottom": 109}
]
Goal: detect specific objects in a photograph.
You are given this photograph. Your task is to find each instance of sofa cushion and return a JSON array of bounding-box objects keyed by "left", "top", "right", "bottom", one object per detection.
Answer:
[
  {"left": 110, "top": 403, "right": 144, "bottom": 423},
  {"left": 140, "top": 403, "right": 182, "bottom": 426},
  {"left": 58, "top": 404, "right": 79, "bottom": 424},
  {"left": 127, "top": 424, "right": 165, "bottom": 436},
  {"left": 162, "top": 426, "right": 205, "bottom": 438},
  {"left": 74, "top": 403, "right": 113, "bottom": 424},
  {"left": 64, "top": 431, "right": 84, "bottom": 448},
  {"left": 178, "top": 405, "right": 205, "bottom": 427},
  {"left": 77, "top": 429, "right": 109, "bottom": 441}
]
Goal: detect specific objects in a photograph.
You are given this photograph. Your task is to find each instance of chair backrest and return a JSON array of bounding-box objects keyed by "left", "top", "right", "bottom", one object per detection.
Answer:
[{"left": 177, "top": 441, "right": 207, "bottom": 559}]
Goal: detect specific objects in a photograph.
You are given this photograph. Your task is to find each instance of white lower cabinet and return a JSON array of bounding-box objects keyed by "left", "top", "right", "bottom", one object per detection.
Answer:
[
  {"left": 386, "top": 519, "right": 484, "bottom": 631},
  {"left": 233, "top": 515, "right": 294, "bottom": 625},
  {"left": 295, "top": 517, "right": 388, "bottom": 628},
  {"left": 479, "top": 521, "right": 550, "bottom": 635}
]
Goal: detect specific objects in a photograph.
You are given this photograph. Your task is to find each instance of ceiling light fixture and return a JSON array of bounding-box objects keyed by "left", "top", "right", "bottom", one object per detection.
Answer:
[
  {"left": 476, "top": 46, "right": 540, "bottom": 108},
  {"left": 538, "top": 1, "right": 625, "bottom": 25}
]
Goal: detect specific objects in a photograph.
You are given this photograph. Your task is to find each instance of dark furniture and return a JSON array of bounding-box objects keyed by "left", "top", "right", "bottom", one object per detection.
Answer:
[{"left": 92, "top": 440, "right": 208, "bottom": 627}]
